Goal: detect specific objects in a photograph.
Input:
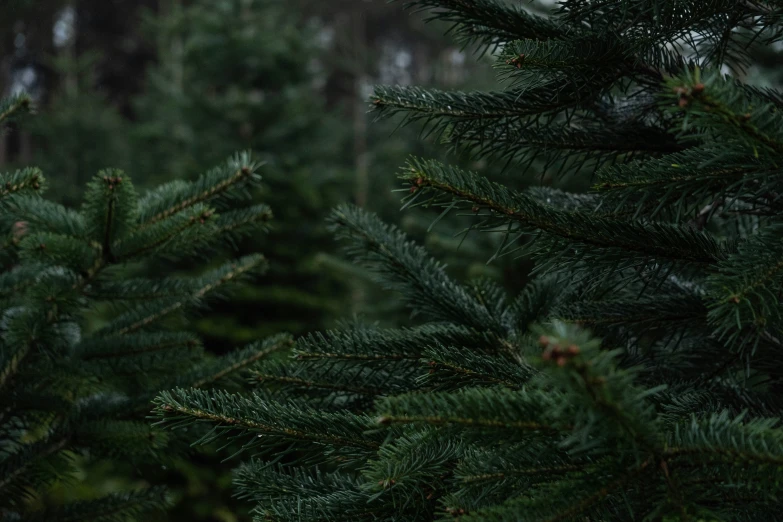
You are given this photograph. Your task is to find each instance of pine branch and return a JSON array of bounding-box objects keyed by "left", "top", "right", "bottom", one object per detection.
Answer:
[
  {"left": 0, "top": 93, "right": 32, "bottom": 126},
  {"left": 666, "top": 68, "right": 783, "bottom": 156},
  {"left": 152, "top": 388, "right": 381, "bottom": 453},
  {"left": 0, "top": 435, "right": 70, "bottom": 503},
  {"left": 22, "top": 488, "right": 169, "bottom": 522},
  {"left": 233, "top": 462, "right": 366, "bottom": 516},
  {"left": 399, "top": 0, "right": 565, "bottom": 49},
  {"left": 294, "top": 324, "right": 495, "bottom": 361},
  {"left": 137, "top": 151, "right": 262, "bottom": 226},
  {"left": 186, "top": 334, "right": 293, "bottom": 388},
  {"left": 706, "top": 223, "right": 783, "bottom": 349},
  {"left": 4, "top": 195, "right": 86, "bottom": 237},
  {"left": 329, "top": 205, "right": 509, "bottom": 334},
  {"left": 0, "top": 168, "right": 45, "bottom": 200},
  {"left": 403, "top": 159, "right": 731, "bottom": 269},
  {"left": 422, "top": 344, "right": 532, "bottom": 391},
  {"left": 81, "top": 170, "right": 138, "bottom": 260},
  {"left": 97, "top": 254, "right": 267, "bottom": 336},
  {"left": 595, "top": 146, "right": 782, "bottom": 218},
  {"left": 666, "top": 411, "right": 783, "bottom": 467},
  {"left": 377, "top": 387, "right": 557, "bottom": 432}
]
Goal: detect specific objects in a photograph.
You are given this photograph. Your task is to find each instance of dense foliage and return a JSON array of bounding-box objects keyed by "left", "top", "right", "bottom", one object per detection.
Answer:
[
  {"left": 0, "top": 93, "right": 290, "bottom": 521},
  {"left": 153, "top": 0, "right": 783, "bottom": 521}
]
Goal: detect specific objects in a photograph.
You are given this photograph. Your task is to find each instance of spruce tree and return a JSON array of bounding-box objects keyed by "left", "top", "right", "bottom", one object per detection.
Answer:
[
  {"left": 131, "top": 0, "right": 352, "bottom": 343},
  {"left": 154, "top": 1, "right": 783, "bottom": 520},
  {"left": 0, "top": 92, "right": 291, "bottom": 521}
]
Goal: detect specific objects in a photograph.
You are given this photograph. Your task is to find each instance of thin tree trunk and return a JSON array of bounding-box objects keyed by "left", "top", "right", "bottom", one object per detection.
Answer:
[
  {"left": 352, "top": 12, "right": 368, "bottom": 209},
  {"left": 350, "top": 10, "right": 369, "bottom": 312}
]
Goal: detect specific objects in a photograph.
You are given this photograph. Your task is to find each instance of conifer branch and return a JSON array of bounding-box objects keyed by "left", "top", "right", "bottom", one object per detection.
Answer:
[
  {"left": 0, "top": 168, "right": 45, "bottom": 199},
  {"left": 0, "top": 435, "right": 69, "bottom": 495},
  {"left": 0, "top": 343, "right": 33, "bottom": 393},
  {"left": 329, "top": 205, "right": 508, "bottom": 334},
  {"left": 145, "top": 166, "right": 251, "bottom": 225},
  {"left": 21, "top": 489, "right": 169, "bottom": 522},
  {"left": 0, "top": 93, "right": 32, "bottom": 125},
  {"left": 110, "top": 254, "right": 266, "bottom": 336},
  {"left": 404, "top": 159, "right": 729, "bottom": 265},
  {"left": 399, "top": 0, "right": 565, "bottom": 47},
  {"left": 138, "top": 152, "right": 262, "bottom": 226},
  {"left": 541, "top": 457, "right": 654, "bottom": 522},
  {"left": 153, "top": 388, "right": 381, "bottom": 451},
  {"left": 252, "top": 371, "right": 384, "bottom": 396},
  {"left": 667, "top": 68, "right": 783, "bottom": 156},
  {"left": 189, "top": 335, "right": 293, "bottom": 388}
]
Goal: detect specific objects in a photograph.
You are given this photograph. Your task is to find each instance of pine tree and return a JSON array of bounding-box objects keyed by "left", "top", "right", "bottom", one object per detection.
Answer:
[
  {"left": 131, "top": 0, "right": 352, "bottom": 343},
  {"left": 153, "top": 1, "right": 783, "bottom": 520},
  {"left": 0, "top": 92, "right": 291, "bottom": 521}
]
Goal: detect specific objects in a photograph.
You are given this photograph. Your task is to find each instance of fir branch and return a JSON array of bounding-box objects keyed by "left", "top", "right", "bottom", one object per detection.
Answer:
[
  {"left": 403, "top": 158, "right": 730, "bottom": 266},
  {"left": 187, "top": 334, "right": 293, "bottom": 388},
  {"left": 371, "top": 83, "right": 605, "bottom": 133},
  {"left": 4, "top": 195, "right": 86, "bottom": 237},
  {"left": 498, "top": 37, "right": 626, "bottom": 84},
  {"left": 400, "top": 0, "right": 565, "bottom": 49},
  {"left": 81, "top": 170, "right": 138, "bottom": 259},
  {"left": 0, "top": 435, "right": 70, "bottom": 500},
  {"left": 233, "top": 462, "right": 366, "bottom": 515},
  {"left": 137, "top": 151, "right": 262, "bottom": 226},
  {"left": 0, "top": 168, "right": 45, "bottom": 199},
  {"left": 0, "top": 93, "right": 32, "bottom": 126},
  {"left": 447, "top": 118, "right": 684, "bottom": 176},
  {"left": 706, "top": 223, "right": 783, "bottom": 348},
  {"left": 377, "top": 388, "right": 557, "bottom": 432},
  {"left": 665, "top": 411, "right": 783, "bottom": 467},
  {"left": 666, "top": 68, "right": 783, "bottom": 156},
  {"left": 534, "top": 322, "right": 665, "bottom": 454},
  {"left": 153, "top": 388, "right": 381, "bottom": 451},
  {"left": 111, "top": 204, "right": 217, "bottom": 261},
  {"left": 0, "top": 342, "right": 34, "bottom": 394},
  {"left": 329, "top": 205, "right": 508, "bottom": 334},
  {"left": 594, "top": 146, "right": 782, "bottom": 218},
  {"left": 541, "top": 457, "right": 654, "bottom": 522},
  {"left": 18, "top": 233, "right": 100, "bottom": 273},
  {"left": 294, "top": 324, "right": 493, "bottom": 361},
  {"left": 99, "top": 254, "right": 267, "bottom": 336},
  {"left": 252, "top": 368, "right": 387, "bottom": 397},
  {"left": 22, "top": 488, "right": 169, "bottom": 522},
  {"left": 421, "top": 344, "right": 532, "bottom": 391}
]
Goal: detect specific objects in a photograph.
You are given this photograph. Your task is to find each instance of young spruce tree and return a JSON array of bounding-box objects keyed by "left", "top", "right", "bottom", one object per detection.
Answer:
[
  {"left": 154, "top": 1, "right": 783, "bottom": 520},
  {"left": 0, "top": 93, "right": 291, "bottom": 521}
]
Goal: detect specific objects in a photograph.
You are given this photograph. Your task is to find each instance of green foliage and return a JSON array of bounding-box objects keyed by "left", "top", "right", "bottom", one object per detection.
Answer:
[
  {"left": 0, "top": 98, "right": 291, "bottom": 521},
  {"left": 130, "top": 0, "right": 352, "bottom": 344},
  {"left": 0, "top": 93, "right": 34, "bottom": 127},
  {"left": 146, "top": 0, "right": 783, "bottom": 520}
]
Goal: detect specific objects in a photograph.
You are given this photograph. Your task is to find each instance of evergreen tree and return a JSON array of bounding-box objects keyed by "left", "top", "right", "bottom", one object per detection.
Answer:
[
  {"left": 0, "top": 92, "right": 291, "bottom": 521},
  {"left": 24, "top": 52, "right": 132, "bottom": 207},
  {"left": 131, "top": 0, "right": 352, "bottom": 343},
  {"left": 138, "top": 0, "right": 783, "bottom": 519}
]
